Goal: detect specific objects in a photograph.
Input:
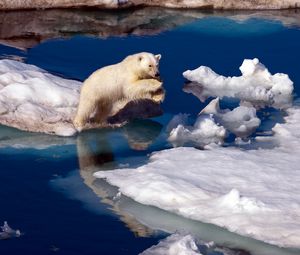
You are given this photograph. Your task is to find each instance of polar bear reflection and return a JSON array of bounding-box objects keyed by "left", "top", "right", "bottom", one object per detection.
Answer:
[{"left": 77, "top": 119, "right": 162, "bottom": 236}]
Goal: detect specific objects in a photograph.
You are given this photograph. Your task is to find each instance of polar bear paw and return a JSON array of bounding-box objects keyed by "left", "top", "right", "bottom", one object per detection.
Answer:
[
  {"left": 151, "top": 88, "right": 165, "bottom": 103},
  {"left": 148, "top": 79, "right": 163, "bottom": 92}
]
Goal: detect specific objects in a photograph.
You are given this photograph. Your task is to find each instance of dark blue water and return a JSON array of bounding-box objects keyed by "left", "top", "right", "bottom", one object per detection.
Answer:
[{"left": 0, "top": 9, "right": 300, "bottom": 255}]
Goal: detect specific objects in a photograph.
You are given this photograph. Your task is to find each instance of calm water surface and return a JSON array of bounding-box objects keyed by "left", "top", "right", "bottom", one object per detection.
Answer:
[{"left": 0, "top": 8, "right": 300, "bottom": 255}]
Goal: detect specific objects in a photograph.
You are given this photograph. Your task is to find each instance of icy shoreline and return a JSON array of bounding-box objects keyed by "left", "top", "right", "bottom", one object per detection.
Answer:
[{"left": 1, "top": 0, "right": 300, "bottom": 11}]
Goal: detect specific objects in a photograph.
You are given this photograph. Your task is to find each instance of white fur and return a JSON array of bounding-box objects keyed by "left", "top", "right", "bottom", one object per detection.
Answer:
[{"left": 73, "top": 52, "right": 164, "bottom": 131}]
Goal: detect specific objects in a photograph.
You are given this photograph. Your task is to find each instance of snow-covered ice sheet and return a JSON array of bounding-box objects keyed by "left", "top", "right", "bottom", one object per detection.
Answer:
[
  {"left": 95, "top": 105, "right": 300, "bottom": 248},
  {"left": 0, "top": 59, "right": 80, "bottom": 136},
  {"left": 183, "top": 58, "right": 293, "bottom": 109}
]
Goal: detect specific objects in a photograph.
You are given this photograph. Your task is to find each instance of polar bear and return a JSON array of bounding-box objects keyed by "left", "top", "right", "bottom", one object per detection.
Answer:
[{"left": 73, "top": 52, "right": 165, "bottom": 131}]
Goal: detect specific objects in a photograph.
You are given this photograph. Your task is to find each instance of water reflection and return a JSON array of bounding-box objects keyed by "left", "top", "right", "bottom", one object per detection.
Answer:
[
  {"left": 76, "top": 119, "right": 162, "bottom": 237},
  {"left": 79, "top": 172, "right": 300, "bottom": 255},
  {"left": 0, "top": 117, "right": 163, "bottom": 151},
  {"left": 0, "top": 8, "right": 299, "bottom": 50},
  {"left": 0, "top": 125, "right": 75, "bottom": 150},
  {"left": 86, "top": 179, "right": 300, "bottom": 255}
]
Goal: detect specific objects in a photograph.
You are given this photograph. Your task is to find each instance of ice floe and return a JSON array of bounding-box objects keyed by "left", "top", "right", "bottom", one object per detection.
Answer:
[
  {"left": 95, "top": 104, "right": 300, "bottom": 248},
  {"left": 201, "top": 98, "right": 261, "bottom": 138},
  {"left": 168, "top": 113, "right": 226, "bottom": 147},
  {"left": 183, "top": 58, "right": 294, "bottom": 109},
  {"left": 0, "top": 222, "right": 21, "bottom": 240},
  {"left": 168, "top": 98, "right": 260, "bottom": 147},
  {"left": 0, "top": 60, "right": 162, "bottom": 136}
]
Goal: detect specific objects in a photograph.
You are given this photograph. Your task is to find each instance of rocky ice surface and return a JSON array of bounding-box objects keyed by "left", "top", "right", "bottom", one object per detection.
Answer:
[
  {"left": 1, "top": 9, "right": 300, "bottom": 51},
  {"left": 0, "top": 60, "right": 162, "bottom": 136},
  {"left": 95, "top": 60, "right": 300, "bottom": 249},
  {"left": 1, "top": 0, "right": 300, "bottom": 10}
]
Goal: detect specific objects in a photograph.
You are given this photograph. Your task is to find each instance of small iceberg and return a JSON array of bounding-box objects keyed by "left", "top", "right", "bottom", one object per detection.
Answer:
[
  {"left": 0, "top": 221, "right": 21, "bottom": 240},
  {"left": 183, "top": 58, "right": 293, "bottom": 109},
  {"left": 168, "top": 98, "right": 260, "bottom": 147},
  {"left": 168, "top": 113, "right": 226, "bottom": 148}
]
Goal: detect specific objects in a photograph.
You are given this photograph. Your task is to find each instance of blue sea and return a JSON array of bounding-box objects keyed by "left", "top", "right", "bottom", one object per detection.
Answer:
[{"left": 0, "top": 8, "right": 299, "bottom": 255}]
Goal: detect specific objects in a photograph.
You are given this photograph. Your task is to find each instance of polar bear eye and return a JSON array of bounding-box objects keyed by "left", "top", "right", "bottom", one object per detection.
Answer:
[{"left": 149, "top": 64, "right": 152, "bottom": 68}]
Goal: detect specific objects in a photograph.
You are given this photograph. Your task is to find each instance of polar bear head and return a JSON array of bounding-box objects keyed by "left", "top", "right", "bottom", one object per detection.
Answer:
[{"left": 128, "top": 52, "right": 161, "bottom": 79}]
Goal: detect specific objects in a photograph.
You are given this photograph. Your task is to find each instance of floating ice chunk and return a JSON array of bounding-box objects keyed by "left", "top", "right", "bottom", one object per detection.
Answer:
[
  {"left": 140, "top": 234, "right": 201, "bottom": 255},
  {"left": 168, "top": 98, "right": 260, "bottom": 146},
  {"left": 201, "top": 98, "right": 261, "bottom": 138},
  {"left": 0, "top": 221, "right": 21, "bottom": 240},
  {"left": 183, "top": 58, "right": 293, "bottom": 109},
  {"left": 219, "top": 105, "right": 260, "bottom": 138},
  {"left": 168, "top": 114, "right": 226, "bottom": 147}
]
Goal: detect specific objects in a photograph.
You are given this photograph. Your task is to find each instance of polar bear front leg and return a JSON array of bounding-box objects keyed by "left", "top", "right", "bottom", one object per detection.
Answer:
[
  {"left": 136, "top": 79, "right": 163, "bottom": 92},
  {"left": 126, "top": 79, "right": 163, "bottom": 100},
  {"left": 74, "top": 98, "right": 97, "bottom": 132},
  {"left": 94, "top": 100, "right": 112, "bottom": 123}
]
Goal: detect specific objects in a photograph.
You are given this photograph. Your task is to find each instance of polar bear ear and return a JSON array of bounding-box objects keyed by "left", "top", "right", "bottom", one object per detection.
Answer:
[{"left": 155, "top": 54, "right": 162, "bottom": 61}]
